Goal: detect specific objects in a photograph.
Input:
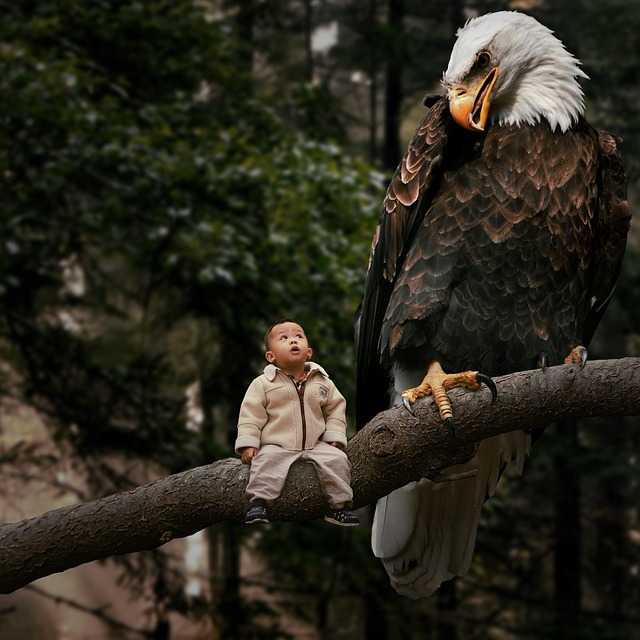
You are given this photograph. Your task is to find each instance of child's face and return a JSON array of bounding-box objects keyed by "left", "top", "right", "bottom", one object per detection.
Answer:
[{"left": 265, "top": 322, "right": 313, "bottom": 372}]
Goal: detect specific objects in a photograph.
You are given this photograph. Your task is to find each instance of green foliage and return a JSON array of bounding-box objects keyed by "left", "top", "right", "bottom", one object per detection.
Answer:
[{"left": 0, "top": 0, "right": 382, "bottom": 472}]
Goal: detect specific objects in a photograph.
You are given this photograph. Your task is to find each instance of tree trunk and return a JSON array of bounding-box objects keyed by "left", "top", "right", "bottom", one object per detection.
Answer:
[
  {"left": 364, "top": 595, "right": 388, "bottom": 640},
  {"left": 229, "top": 0, "right": 255, "bottom": 79},
  {"left": 436, "top": 580, "right": 458, "bottom": 640},
  {"left": 219, "top": 523, "right": 242, "bottom": 639},
  {"left": 368, "top": 0, "right": 379, "bottom": 165},
  {"left": 593, "top": 420, "right": 629, "bottom": 617},
  {"left": 304, "top": 0, "right": 314, "bottom": 83},
  {"left": 553, "top": 420, "right": 582, "bottom": 637},
  {"left": 382, "top": 0, "right": 404, "bottom": 172}
]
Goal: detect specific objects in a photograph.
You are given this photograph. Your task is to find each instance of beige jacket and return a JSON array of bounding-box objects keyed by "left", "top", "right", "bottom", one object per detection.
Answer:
[{"left": 234, "top": 362, "right": 347, "bottom": 453}]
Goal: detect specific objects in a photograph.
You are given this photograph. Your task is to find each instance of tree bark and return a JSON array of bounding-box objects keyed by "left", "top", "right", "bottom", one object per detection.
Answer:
[{"left": 1, "top": 358, "right": 639, "bottom": 594}]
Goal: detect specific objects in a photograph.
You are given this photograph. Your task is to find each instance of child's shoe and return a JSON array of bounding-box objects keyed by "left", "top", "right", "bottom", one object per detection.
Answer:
[
  {"left": 245, "top": 499, "right": 269, "bottom": 524},
  {"left": 324, "top": 506, "right": 359, "bottom": 527}
]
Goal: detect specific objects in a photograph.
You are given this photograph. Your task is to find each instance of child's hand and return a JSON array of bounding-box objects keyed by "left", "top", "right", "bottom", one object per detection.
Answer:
[
  {"left": 241, "top": 447, "right": 258, "bottom": 465},
  {"left": 329, "top": 441, "right": 345, "bottom": 451}
]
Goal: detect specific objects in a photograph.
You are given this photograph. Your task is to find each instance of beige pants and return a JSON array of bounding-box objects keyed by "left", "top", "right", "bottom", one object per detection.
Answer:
[{"left": 246, "top": 442, "right": 353, "bottom": 509}]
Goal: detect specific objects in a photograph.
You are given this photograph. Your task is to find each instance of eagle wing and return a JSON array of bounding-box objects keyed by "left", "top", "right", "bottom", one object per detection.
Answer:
[
  {"left": 583, "top": 130, "right": 631, "bottom": 345},
  {"left": 355, "top": 96, "right": 451, "bottom": 429}
]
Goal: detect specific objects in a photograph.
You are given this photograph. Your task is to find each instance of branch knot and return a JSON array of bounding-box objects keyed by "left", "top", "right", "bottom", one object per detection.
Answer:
[{"left": 369, "top": 424, "right": 399, "bottom": 458}]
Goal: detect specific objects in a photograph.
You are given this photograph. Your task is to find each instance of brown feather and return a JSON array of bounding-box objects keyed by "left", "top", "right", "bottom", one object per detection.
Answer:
[{"left": 355, "top": 97, "right": 631, "bottom": 429}]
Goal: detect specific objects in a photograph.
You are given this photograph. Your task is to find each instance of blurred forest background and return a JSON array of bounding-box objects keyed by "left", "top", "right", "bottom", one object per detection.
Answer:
[{"left": 1, "top": 0, "right": 639, "bottom": 639}]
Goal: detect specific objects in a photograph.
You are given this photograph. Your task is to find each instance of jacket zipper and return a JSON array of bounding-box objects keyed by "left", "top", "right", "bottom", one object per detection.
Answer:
[
  {"left": 288, "top": 373, "right": 308, "bottom": 449},
  {"left": 299, "top": 390, "right": 307, "bottom": 449}
]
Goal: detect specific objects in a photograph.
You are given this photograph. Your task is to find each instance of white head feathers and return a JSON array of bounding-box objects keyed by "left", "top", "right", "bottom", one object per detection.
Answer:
[{"left": 442, "top": 11, "right": 588, "bottom": 133}]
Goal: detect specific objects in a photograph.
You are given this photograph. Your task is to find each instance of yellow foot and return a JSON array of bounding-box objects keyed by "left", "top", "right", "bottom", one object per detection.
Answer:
[
  {"left": 564, "top": 345, "right": 588, "bottom": 367},
  {"left": 401, "top": 361, "right": 497, "bottom": 437}
]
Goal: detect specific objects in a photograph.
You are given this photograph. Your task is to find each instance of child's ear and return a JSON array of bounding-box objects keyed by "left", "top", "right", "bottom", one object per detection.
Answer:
[
  {"left": 265, "top": 351, "right": 276, "bottom": 363},
  {"left": 306, "top": 347, "right": 313, "bottom": 360}
]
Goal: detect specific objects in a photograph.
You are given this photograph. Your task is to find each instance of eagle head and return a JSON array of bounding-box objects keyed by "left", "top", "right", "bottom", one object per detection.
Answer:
[{"left": 441, "top": 11, "right": 588, "bottom": 133}]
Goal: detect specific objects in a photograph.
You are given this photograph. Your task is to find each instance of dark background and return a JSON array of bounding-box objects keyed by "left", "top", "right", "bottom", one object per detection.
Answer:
[{"left": 1, "top": 1, "right": 639, "bottom": 638}]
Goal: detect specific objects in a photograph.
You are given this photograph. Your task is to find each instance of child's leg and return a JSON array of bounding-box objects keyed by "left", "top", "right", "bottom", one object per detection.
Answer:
[
  {"left": 245, "top": 444, "right": 299, "bottom": 503},
  {"left": 302, "top": 442, "right": 353, "bottom": 509}
]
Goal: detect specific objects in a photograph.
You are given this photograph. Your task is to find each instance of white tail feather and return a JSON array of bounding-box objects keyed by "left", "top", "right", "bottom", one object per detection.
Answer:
[
  {"left": 372, "top": 483, "right": 421, "bottom": 558},
  {"left": 372, "top": 432, "right": 530, "bottom": 598}
]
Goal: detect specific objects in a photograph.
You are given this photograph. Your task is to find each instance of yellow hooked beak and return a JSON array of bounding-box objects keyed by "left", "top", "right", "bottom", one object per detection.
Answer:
[{"left": 448, "top": 67, "right": 499, "bottom": 132}]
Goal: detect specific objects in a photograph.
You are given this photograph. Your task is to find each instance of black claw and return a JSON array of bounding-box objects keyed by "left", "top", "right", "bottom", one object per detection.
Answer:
[
  {"left": 445, "top": 417, "right": 456, "bottom": 438},
  {"left": 402, "top": 396, "right": 416, "bottom": 416},
  {"left": 579, "top": 348, "right": 588, "bottom": 369},
  {"left": 476, "top": 373, "right": 497, "bottom": 403},
  {"left": 539, "top": 352, "right": 548, "bottom": 371}
]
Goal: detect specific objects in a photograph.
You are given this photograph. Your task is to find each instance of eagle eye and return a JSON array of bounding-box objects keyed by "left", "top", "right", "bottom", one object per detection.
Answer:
[{"left": 476, "top": 51, "right": 492, "bottom": 68}]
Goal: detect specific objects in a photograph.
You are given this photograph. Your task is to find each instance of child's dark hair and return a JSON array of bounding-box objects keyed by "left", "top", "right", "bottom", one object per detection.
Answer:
[{"left": 264, "top": 317, "right": 300, "bottom": 351}]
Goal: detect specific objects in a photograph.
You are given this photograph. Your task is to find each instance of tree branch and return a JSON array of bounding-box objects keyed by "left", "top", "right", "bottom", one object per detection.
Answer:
[{"left": 1, "top": 357, "right": 639, "bottom": 594}]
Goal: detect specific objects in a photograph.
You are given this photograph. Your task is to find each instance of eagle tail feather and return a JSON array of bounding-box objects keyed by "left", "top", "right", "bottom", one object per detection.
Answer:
[{"left": 374, "top": 432, "right": 531, "bottom": 599}]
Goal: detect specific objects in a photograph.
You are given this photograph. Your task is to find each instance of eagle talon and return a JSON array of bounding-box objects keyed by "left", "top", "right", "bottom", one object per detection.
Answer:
[
  {"left": 445, "top": 417, "right": 456, "bottom": 438},
  {"left": 402, "top": 396, "right": 416, "bottom": 415},
  {"left": 579, "top": 349, "right": 588, "bottom": 369},
  {"left": 564, "top": 345, "right": 588, "bottom": 369},
  {"left": 538, "top": 352, "right": 548, "bottom": 371},
  {"left": 476, "top": 373, "right": 497, "bottom": 403}
]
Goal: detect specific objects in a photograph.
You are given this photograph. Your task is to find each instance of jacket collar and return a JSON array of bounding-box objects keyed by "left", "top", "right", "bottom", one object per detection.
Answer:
[{"left": 264, "top": 361, "right": 328, "bottom": 381}]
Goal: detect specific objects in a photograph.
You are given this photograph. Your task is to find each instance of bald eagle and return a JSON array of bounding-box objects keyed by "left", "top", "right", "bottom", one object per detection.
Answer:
[{"left": 355, "top": 11, "right": 631, "bottom": 598}]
